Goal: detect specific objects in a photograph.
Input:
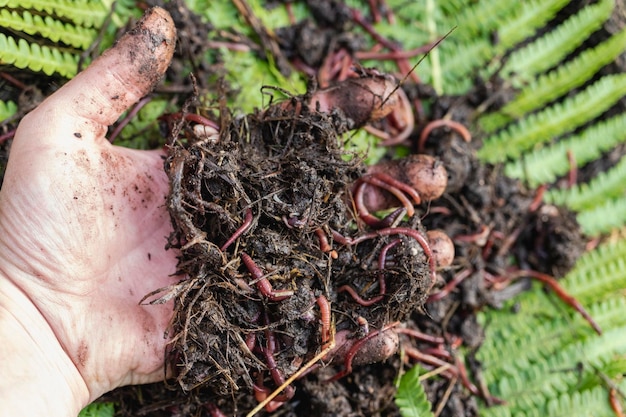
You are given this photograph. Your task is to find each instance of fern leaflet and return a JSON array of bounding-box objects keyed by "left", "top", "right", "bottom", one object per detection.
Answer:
[
  {"left": 0, "top": 100, "right": 18, "bottom": 122},
  {"left": 478, "top": 73, "right": 626, "bottom": 163},
  {"left": 481, "top": 27, "right": 626, "bottom": 131},
  {"left": 0, "top": 8, "right": 97, "bottom": 49},
  {"left": 560, "top": 239, "right": 626, "bottom": 302},
  {"left": 503, "top": 113, "right": 626, "bottom": 186},
  {"left": 395, "top": 366, "right": 435, "bottom": 417},
  {"left": 0, "top": 0, "right": 108, "bottom": 28},
  {"left": 0, "top": 33, "right": 79, "bottom": 77},
  {"left": 500, "top": 0, "right": 614, "bottom": 84},
  {"left": 496, "top": 0, "right": 569, "bottom": 52},
  {"left": 546, "top": 156, "right": 626, "bottom": 211},
  {"left": 577, "top": 195, "right": 626, "bottom": 236}
]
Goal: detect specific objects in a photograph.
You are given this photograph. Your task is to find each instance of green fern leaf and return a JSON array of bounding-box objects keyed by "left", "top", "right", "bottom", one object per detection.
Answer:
[
  {"left": 451, "top": 0, "right": 519, "bottom": 39},
  {"left": 481, "top": 27, "right": 626, "bottom": 131},
  {"left": 478, "top": 73, "right": 626, "bottom": 163},
  {"left": 496, "top": 0, "right": 569, "bottom": 51},
  {"left": 545, "top": 156, "right": 626, "bottom": 211},
  {"left": 577, "top": 196, "right": 626, "bottom": 236},
  {"left": 503, "top": 113, "right": 626, "bottom": 186},
  {"left": 0, "top": 0, "right": 108, "bottom": 28},
  {"left": 501, "top": 0, "right": 614, "bottom": 83},
  {"left": 395, "top": 366, "right": 435, "bottom": 417},
  {"left": 439, "top": 39, "right": 493, "bottom": 95},
  {"left": 561, "top": 239, "right": 626, "bottom": 303},
  {"left": 0, "top": 33, "right": 78, "bottom": 77},
  {"left": 0, "top": 9, "right": 97, "bottom": 49},
  {"left": 0, "top": 100, "right": 18, "bottom": 122},
  {"left": 78, "top": 402, "right": 115, "bottom": 417}
]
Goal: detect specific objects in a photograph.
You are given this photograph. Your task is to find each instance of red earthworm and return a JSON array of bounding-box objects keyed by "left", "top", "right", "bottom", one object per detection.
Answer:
[
  {"left": 245, "top": 332, "right": 257, "bottom": 352},
  {"left": 454, "top": 356, "right": 481, "bottom": 397},
  {"left": 329, "top": 321, "right": 400, "bottom": 381},
  {"left": 221, "top": 208, "right": 253, "bottom": 251},
  {"left": 609, "top": 388, "right": 624, "bottom": 417},
  {"left": 509, "top": 269, "right": 602, "bottom": 335},
  {"left": 204, "top": 403, "right": 227, "bottom": 417},
  {"left": 253, "top": 375, "right": 287, "bottom": 412},
  {"left": 396, "top": 327, "right": 445, "bottom": 345},
  {"left": 338, "top": 285, "right": 384, "bottom": 307},
  {"left": 404, "top": 345, "right": 455, "bottom": 373},
  {"left": 417, "top": 119, "right": 472, "bottom": 153},
  {"left": 0, "top": 129, "right": 15, "bottom": 145},
  {"left": 422, "top": 347, "right": 453, "bottom": 360},
  {"left": 315, "top": 228, "right": 332, "bottom": 253},
  {"left": 338, "top": 239, "right": 401, "bottom": 306},
  {"left": 528, "top": 184, "right": 547, "bottom": 212},
  {"left": 240, "top": 252, "right": 294, "bottom": 301},
  {"left": 316, "top": 295, "right": 331, "bottom": 347},
  {"left": 354, "top": 183, "right": 410, "bottom": 228},
  {"left": 353, "top": 227, "right": 436, "bottom": 286},
  {"left": 330, "top": 227, "right": 436, "bottom": 285},
  {"left": 262, "top": 349, "right": 295, "bottom": 401},
  {"left": 109, "top": 96, "right": 151, "bottom": 143},
  {"left": 454, "top": 225, "right": 491, "bottom": 245},
  {"left": 567, "top": 149, "right": 578, "bottom": 188},
  {"left": 361, "top": 172, "right": 422, "bottom": 207},
  {"left": 427, "top": 269, "right": 473, "bottom": 302},
  {"left": 356, "top": 316, "right": 370, "bottom": 336}
]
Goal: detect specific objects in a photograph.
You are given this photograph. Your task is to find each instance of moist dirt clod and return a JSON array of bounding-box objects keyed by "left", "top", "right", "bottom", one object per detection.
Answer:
[{"left": 157, "top": 89, "right": 432, "bottom": 412}]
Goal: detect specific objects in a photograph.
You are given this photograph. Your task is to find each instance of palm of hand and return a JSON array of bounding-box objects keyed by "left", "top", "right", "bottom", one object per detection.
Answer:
[{"left": 0, "top": 7, "right": 178, "bottom": 402}]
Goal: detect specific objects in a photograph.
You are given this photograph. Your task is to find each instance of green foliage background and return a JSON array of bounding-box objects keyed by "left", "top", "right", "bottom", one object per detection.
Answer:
[{"left": 1, "top": 0, "right": 625, "bottom": 416}]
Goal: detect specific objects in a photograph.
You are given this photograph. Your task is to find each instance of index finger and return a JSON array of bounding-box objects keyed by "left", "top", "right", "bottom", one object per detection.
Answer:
[{"left": 16, "top": 6, "right": 176, "bottom": 144}]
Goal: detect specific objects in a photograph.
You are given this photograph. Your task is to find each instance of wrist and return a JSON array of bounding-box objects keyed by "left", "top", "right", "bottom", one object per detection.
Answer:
[{"left": 0, "top": 272, "right": 89, "bottom": 417}]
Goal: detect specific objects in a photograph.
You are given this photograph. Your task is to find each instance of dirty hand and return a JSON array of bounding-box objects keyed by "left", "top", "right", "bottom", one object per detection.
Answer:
[{"left": 0, "top": 7, "right": 178, "bottom": 416}]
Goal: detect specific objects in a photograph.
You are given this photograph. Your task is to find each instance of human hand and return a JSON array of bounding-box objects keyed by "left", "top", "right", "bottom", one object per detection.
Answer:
[{"left": 0, "top": 7, "right": 177, "bottom": 415}]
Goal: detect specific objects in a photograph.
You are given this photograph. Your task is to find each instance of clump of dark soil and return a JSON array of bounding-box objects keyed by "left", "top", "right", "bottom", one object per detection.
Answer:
[{"left": 156, "top": 80, "right": 432, "bottom": 413}]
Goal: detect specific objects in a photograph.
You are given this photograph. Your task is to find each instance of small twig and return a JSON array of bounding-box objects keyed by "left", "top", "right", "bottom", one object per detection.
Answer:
[{"left": 246, "top": 320, "right": 337, "bottom": 417}]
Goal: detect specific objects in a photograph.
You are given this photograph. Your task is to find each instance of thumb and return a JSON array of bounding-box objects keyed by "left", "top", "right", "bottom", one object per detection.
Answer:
[{"left": 15, "top": 6, "right": 176, "bottom": 146}]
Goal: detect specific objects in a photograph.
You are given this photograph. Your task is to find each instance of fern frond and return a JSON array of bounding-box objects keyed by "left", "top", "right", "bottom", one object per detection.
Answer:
[
  {"left": 496, "top": 0, "right": 569, "bottom": 51},
  {"left": 451, "top": 0, "right": 520, "bottom": 39},
  {"left": 395, "top": 366, "right": 435, "bottom": 417},
  {"left": 501, "top": 0, "right": 614, "bottom": 83},
  {"left": 481, "top": 27, "right": 626, "bottom": 131},
  {"left": 481, "top": 296, "right": 626, "bottom": 383},
  {"left": 546, "top": 156, "right": 626, "bottom": 211},
  {"left": 0, "top": 33, "right": 78, "bottom": 77},
  {"left": 483, "top": 318, "right": 626, "bottom": 417},
  {"left": 0, "top": 100, "right": 18, "bottom": 122},
  {"left": 439, "top": 39, "right": 492, "bottom": 95},
  {"left": 503, "top": 113, "right": 626, "bottom": 185},
  {"left": 560, "top": 239, "right": 626, "bottom": 302},
  {"left": 78, "top": 402, "right": 115, "bottom": 417},
  {"left": 478, "top": 73, "right": 626, "bottom": 163},
  {"left": 0, "top": 0, "right": 108, "bottom": 28},
  {"left": 0, "top": 9, "right": 97, "bottom": 49},
  {"left": 577, "top": 196, "right": 626, "bottom": 236}
]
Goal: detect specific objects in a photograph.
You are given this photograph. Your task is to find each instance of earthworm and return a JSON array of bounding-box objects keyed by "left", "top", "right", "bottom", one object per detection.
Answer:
[
  {"left": 315, "top": 228, "right": 332, "bottom": 253},
  {"left": 509, "top": 269, "right": 602, "bottom": 335},
  {"left": 417, "top": 119, "right": 472, "bottom": 153},
  {"left": 240, "top": 252, "right": 294, "bottom": 301},
  {"left": 316, "top": 295, "right": 331, "bottom": 347},
  {"left": 221, "top": 208, "right": 253, "bottom": 251},
  {"left": 396, "top": 327, "right": 446, "bottom": 345},
  {"left": 427, "top": 269, "right": 472, "bottom": 302},
  {"left": 338, "top": 239, "right": 401, "bottom": 306}
]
